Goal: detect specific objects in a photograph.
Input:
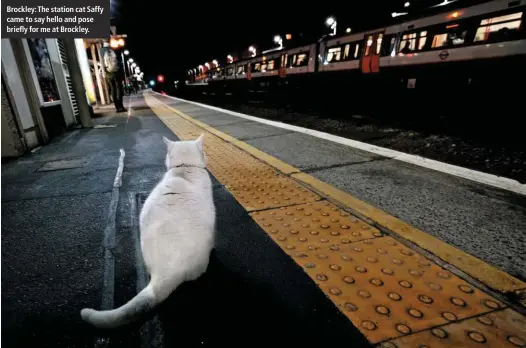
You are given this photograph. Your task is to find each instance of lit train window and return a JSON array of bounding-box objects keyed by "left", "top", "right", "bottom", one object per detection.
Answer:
[
  {"left": 236, "top": 65, "right": 245, "bottom": 75},
  {"left": 474, "top": 12, "right": 522, "bottom": 42},
  {"left": 365, "top": 35, "right": 373, "bottom": 56},
  {"left": 398, "top": 33, "right": 417, "bottom": 53},
  {"left": 295, "top": 53, "right": 307, "bottom": 66},
  {"left": 354, "top": 43, "right": 360, "bottom": 58},
  {"left": 418, "top": 31, "right": 427, "bottom": 50},
  {"left": 326, "top": 47, "right": 342, "bottom": 62},
  {"left": 480, "top": 12, "right": 522, "bottom": 25},
  {"left": 432, "top": 26, "right": 466, "bottom": 48},
  {"left": 268, "top": 60, "right": 275, "bottom": 70},
  {"left": 343, "top": 44, "right": 350, "bottom": 59},
  {"left": 375, "top": 33, "right": 384, "bottom": 55}
]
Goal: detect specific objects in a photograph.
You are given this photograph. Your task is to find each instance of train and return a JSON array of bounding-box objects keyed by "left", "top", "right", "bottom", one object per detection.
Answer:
[{"left": 181, "top": 0, "right": 525, "bottom": 136}]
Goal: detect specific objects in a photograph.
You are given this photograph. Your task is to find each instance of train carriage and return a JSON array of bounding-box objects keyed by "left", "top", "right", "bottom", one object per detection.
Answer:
[{"left": 186, "top": 0, "right": 525, "bottom": 119}]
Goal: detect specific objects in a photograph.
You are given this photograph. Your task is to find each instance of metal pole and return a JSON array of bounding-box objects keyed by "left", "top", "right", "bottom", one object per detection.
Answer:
[
  {"left": 96, "top": 42, "right": 111, "bottom": 104},
  {"left": 63, "top": 38, "right": 93, "bottom": 128},
  {"left": 121, "top": 52, "right": 128, "bottom": 86},
  {"left": 90, "top": 44, "right": 106, "bottom": 105}
]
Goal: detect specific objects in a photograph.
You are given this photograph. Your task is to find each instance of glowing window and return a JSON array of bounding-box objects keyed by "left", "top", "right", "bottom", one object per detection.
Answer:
[
  {"left": 399, "top": 32, "right": 417, "bottom": 53},
  {"left": 343, "top": 44, "right": 350, "bottom": 59},
  {"left": 432, "top": 29, "right": 466, "bottom": 48},
  {"left": 326, "top": 47, "right": 342, "bottom": 62},
  {"left": 418, "top": 31, "right": 427, "bottom": 50},
  {"left": 475, "top": 12, "right": 522, "bottom": 42},
  {"left": 481, "top": 12, "right": 522, "bottom": 25},
  {"left": 365, "top": 35, "right": 373, "bottom": 56},
  {"left": 295, "top": 53, "right": 307, "bottom": 66},
  {"left": 354, "top": 43, "right": 360, "bottom": 58},
  {"left": 375, "top": 33, "right": 383, "bottom": 55}
]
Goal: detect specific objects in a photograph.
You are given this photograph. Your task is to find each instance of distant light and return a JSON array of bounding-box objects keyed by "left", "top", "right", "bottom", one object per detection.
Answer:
[
  {"left": 205, "top": 62, "right": 210, "bottom": 69},
  {"left": 212, "top": 59, "right": 218, "bottom": 66},
  {"left": 157, "top": 75, "right": 164, "bottom": 83},
  {"left": 274, "top": 35, "right": 282, "bottom": 44},
  {"left": 404, "top": 1, "right": 410, "bottom": 7},
  {"left": 326, "top": 17, "right": 335, "bottom": 26},
  {"left": 346, "top": 28, "right": 351, "bottom": 33},
  {"left": 128, "top": 58, "right": 134, "bottom": 63},
  {"left": 449, "top": 11, "right": 460, "bottom": 18},
  {"left": 149, "top": 80, "right": 155, "bottom": 86},
  {"left": 285, "top": 33, "right": 292, "bottom": 40},
  {"left": 433, "top": 0, "right": 457, "bottom": 7},
  {"left": 124, "top": 50, "right": 130, "bottom": 55},
  {"left": 227, "top": 54, "right": 233, "bottom": 62},
  {"left": 248, "top": 45, "right": 256, "bottom": 57},
  {"left": 131, "top": 63, "right": 137, "bottom": 68},
  {"left": 392, "top": 12, "right": 408, "bottom": 17}
]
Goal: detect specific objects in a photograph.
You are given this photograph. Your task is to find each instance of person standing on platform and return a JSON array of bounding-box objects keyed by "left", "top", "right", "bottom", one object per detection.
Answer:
[{"left": 102, "top": 42, "right": 127, "bottom": 113}]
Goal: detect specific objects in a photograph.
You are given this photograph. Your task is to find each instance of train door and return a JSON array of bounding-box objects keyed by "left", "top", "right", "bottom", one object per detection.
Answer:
[{"left": 361, "top": 31, "right": 384, "bottom": 73}]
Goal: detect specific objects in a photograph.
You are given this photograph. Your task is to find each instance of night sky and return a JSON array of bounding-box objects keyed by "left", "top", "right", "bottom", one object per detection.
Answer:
[{"left": 111, "top": 0, "right": 488, "bottom": 84}]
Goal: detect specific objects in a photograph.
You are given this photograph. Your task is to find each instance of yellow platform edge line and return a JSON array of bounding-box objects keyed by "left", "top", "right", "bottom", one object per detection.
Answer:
[{"left": 150, "top": 94, "right": 526, "bottom": 296}]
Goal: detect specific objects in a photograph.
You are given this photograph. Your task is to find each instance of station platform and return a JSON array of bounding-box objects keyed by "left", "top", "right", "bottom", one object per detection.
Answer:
[
  {"left": 146, "top": 92, "right": 526, "bottom": 347},
  {"left": 2, "top": 91, "right": 525, "bottom": 348}
]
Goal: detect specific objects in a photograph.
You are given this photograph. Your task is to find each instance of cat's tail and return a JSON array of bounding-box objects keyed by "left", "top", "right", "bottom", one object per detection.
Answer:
[{"left": 80, "top": 280, "right": 167, "bottom": 329}]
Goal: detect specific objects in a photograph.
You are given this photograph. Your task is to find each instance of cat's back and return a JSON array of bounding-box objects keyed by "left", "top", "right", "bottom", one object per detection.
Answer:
[{"left": 141, "top": 169, "right": 215, "bottom": 229}]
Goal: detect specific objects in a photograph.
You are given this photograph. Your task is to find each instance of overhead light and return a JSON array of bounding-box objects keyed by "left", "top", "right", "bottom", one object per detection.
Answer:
[
  {"left": 285, "top": 33, "right": 292, "bottom": 40},
  {"left": 448, "top": 11, "right": 461, "bottom": 19},
  {"left": 432, "top": 0, "right": 457, "bottom": 7},
  {"left": 346, "top": 28, "right": 351, "bottom": 33},
  {"left": 404, "top": 1, "right": 410, "bottom": 7},
  {"left": 392, "top": 12, "right": 408, "bottom": 17},
  {"left": 325, "top": 16, "right": 337, "bottom": 36},
  {"left": 124, "top": 50, "right": 129, "bottom": 55}
]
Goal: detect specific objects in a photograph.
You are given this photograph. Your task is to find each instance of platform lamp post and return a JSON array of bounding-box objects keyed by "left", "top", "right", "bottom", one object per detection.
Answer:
[
  {"left": 274, "top": 35, "right": 283, "bottom": 49},
  {"left": 122, "top": 49, "right": 130, "bottom": 84},
  {"left": 248, "top": 46, "right": 257, "bottom": 57},
  {"left": 326, "top": 16, "right": 337, "bottom": 36}
]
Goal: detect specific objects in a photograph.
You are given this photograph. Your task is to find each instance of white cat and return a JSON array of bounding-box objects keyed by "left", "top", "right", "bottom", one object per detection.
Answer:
[{"left": 81, "top": 134, "right": 216, "bottom": 328}]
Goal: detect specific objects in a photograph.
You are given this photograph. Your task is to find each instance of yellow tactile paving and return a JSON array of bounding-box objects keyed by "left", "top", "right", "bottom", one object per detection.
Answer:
[
  {"left": 145, "top": 94, "right": 526, "bottom": 347},
  {"left": 251, "top": 201, "right": 382, "bottom": 251},
  {"left": 148, "top": 96, "right": 320, "bottom": 211},
  {"left": 380, "top": 308, "right": 526, "bottom": 347},
  {"left": 264, "top": 231, "right": 505, "bottom": 343}
]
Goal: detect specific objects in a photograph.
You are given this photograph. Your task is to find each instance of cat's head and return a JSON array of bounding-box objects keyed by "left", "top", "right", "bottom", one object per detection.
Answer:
[{"left": 162, "top": 134, "right": 206, "bottom": 170}]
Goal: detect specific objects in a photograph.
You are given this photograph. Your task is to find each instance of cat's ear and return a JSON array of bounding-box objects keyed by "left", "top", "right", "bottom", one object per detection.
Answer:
[
  {"left": 163, "top": 136, "right": 172, "bottom": 148},
  {"left": 195, "top": 134, "right": 204, "bottom": 152}
]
